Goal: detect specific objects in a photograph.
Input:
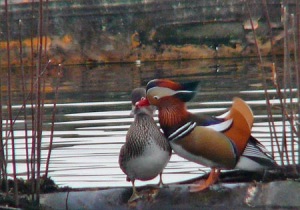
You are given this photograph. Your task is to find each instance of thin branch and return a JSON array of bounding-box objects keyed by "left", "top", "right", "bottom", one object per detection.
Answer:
[
  {"left": 296, "top": 0, "right": 300, "bottom": 165},
  {"left": 4, "top": 0, "right": 19, "bottom": 206},
  {"left": 245, "top": 0, "right": 283, "bottom": 163},
  {"left": 18, "top": 19, "right": 30, "bottom": 182},
  {"left": 45, "top": 65, "right": 62, "bottom": 177},
  {"left": 0, "top": 79, "right": 8, "bottom": 193},
  {"left": 35, "top": 0, "right": 45, "bottom": 203}
]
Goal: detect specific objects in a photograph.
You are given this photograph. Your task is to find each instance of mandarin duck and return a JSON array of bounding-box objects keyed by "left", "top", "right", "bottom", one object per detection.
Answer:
[
  {"left": 136, "top": 79, "right": 277, "bottom": 192},
  {"left": 119, "top": 88, "right": 171, "bottom": 202}
]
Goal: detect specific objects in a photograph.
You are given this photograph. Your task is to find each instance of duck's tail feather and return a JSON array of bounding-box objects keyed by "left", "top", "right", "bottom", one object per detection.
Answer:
[{"left": 236, "top": 136, "right": 278, "bottom": 171}]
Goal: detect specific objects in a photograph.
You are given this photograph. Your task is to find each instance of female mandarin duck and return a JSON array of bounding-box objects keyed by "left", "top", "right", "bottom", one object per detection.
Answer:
[
  {"left": 119, "top": 88, "right": 171, "bottom": 202},
  {"left": 136, "top": 79, "right": 277, "bottom": 192}
]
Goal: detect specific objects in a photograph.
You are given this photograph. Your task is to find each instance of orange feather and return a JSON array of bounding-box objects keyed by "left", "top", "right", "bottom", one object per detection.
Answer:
[{"left": 223, "top": 98, "right": 254, "bottom": 156}]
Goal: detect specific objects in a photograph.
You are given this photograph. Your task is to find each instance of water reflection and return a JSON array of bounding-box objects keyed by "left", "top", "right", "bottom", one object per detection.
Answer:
[{"left": 3, "top": 58, "right": 299, "bottom": 188}]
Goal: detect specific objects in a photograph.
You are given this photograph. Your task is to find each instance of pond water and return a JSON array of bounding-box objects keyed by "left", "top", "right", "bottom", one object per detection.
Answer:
[{"left": 2, "top": 57, "right": 299, "bottom": 188}]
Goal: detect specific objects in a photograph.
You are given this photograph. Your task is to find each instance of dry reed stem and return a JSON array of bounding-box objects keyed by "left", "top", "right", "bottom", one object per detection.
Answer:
[
  {"left": 45, "top": 65, "right": 62, "bottom": 177},
  {"left": 0, "top": 79, "right": 8, "bottom": 193},
  {"left": 294, "top": 0, "right": 300, "bottom": 167},
  {"left": 1, "top": 0, "right": 56, "bottom": 205},
  {"left": 4, "top": 0, "right": 19, "bottom": 206},
  {"left": 246, "top": 0, "right": 284, "bottom": 163},
  {"left": 18, "top": 19, "right": 31, "bottom": 182},
  {"left": 248, "top": 1, "right": 300, "bottom": 166}
]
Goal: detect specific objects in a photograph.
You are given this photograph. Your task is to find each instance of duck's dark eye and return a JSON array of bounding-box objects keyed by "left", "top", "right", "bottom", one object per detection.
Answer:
[{"left": 153, "top": 96, "right": 159, "bottom": 100}]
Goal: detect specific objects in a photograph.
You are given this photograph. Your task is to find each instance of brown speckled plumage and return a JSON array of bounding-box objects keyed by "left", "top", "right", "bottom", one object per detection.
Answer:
[
  {"left": 119, "top": 88, "right": 171, "bottom": 201},
  {"left": 119, "top": 112, "right": 171, "bottom": 172}
]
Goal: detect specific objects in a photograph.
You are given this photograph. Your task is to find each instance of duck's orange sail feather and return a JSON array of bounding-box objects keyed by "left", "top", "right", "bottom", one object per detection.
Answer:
[{"left": 223, "top": 98, "right": 254, "bottom": 156}]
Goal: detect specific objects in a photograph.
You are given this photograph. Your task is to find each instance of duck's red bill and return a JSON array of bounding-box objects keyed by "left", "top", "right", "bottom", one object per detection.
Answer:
[{"left": 136, "top": 97, "right": 150, "bottom": 107}]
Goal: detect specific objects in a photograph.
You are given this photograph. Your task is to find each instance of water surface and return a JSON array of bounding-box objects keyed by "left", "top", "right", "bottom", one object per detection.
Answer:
[{"left": 3, "top": 58, "right": 298, "bottom": 188}]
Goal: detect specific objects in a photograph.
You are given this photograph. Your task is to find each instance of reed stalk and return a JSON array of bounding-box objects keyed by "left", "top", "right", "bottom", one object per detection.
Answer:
[
  {"left": 29, "top": 1, "right": 37, "bottom": 201},
  {"left": 261, "top": 0, "right": 283, "bottom": 161},
  {"left": 0, "top": 0, "right": 59, "bottom": 206},
  {"left": 246, "top": 0, "right": 284, "bottom": 164},
  {"left": 35, "top": 0, "right": 46, "bottom": 203},
  {"left": 45, "top": 65, "right": 62, "bottom": 178},
  {"left": 4, "top": 119, "right": 9, "bottom": 194},
  {"left": 291, "top": 14, "right": 298, "bottom": 169},
  {"left": 0, "top": 79, "right": 8, "bottom": 193},
  {"left": 260, "top": 1, "right": 299, "bottom": 167},
  {"left": 0, "top": 80, "right": 2, "bottom": 175},
  {"left": 18, "top": 19, "right": 31, "bottom": 183},
  {"left": 282, "top": 5, "right": 291, "bottom": 165},
  {"left": 281, "top": 3, "right": 300, "bottom": 169},
  {"left": 4, "top": 0, "right": 19, "bottom": 206},
  {"left": 296, "top": 0, "right": 300, "bottom": 166},
  {"left": 248, "top": 1, "right": 300, "bottom": 166}
]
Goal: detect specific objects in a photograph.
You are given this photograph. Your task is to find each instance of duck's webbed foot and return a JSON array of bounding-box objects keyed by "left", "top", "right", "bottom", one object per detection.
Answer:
[
  {"left": 189, "top": 168, "right": 220, "bottom": 192},
  {"left": 157, "top": 172, "right": 167, "bottom": 188},
  {"left": 128, "top": 190, "right": 142, "bottom": 203},
  {"left": 128, "top": 180, "right": 142, "bottom": 203}
]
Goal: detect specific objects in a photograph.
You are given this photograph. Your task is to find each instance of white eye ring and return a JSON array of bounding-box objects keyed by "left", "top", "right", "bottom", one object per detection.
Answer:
[{"left": 153, "top": 96, "right": 159, "bottom": 100}]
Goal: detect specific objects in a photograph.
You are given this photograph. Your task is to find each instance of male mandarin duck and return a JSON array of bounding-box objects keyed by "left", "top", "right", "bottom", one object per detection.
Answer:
[
  {"left": 136, "top": 79, "right": 277, "bottom": 192},
  {"left": 119, "top": 88, "right": 172, "bottom": 202}
]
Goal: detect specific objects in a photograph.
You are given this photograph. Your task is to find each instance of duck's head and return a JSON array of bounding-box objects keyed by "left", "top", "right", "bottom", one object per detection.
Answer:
[
  {"left": 137, "top": 79, "right": 199, "bottom": 108},
  {"left": 130, "top": 87, "right": 155, "bottom": 116},
  {"left": 131, "top": 88, "right": 146, "bottom": 106}
]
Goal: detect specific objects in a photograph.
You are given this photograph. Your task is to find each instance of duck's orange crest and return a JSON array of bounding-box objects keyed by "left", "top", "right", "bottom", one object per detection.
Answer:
[{"left": 148, "top": 79, "right": 182, "bottom": 91}]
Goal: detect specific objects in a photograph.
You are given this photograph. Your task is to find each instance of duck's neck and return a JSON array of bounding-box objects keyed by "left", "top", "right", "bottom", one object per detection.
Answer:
[{"left": 158, "top": 101, "right": 190, "bottom": 137}]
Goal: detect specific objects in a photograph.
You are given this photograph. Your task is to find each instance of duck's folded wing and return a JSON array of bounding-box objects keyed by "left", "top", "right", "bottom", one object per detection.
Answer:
[
  {"left": 171, "top": 125, "right": 239, "bottom": 169},
  {"left": 192, "top": 97, "right": 253, "bottom": 156}
]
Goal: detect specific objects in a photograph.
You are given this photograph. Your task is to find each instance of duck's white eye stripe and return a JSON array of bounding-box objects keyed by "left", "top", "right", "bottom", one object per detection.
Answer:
[
  {"left": 176, "top": 90, "right": 194, "bottom": 94},
  {"left": 147, "top": 87, "right": 177, "bottom": 98}
]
